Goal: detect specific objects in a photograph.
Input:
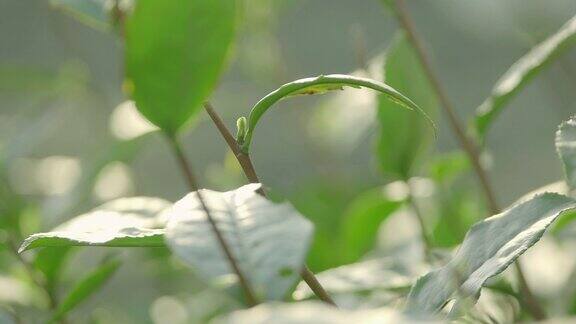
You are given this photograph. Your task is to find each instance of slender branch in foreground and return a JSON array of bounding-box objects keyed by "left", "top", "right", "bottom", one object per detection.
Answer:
[
  {"left": 166, "top": 135, "right": 258, "bottom": 306},
  {"left": 203, "top": 102, "right": 337, "bottom": 307},
  {"left": 390, "top": 0, "right": 546, "bottom": 319}
]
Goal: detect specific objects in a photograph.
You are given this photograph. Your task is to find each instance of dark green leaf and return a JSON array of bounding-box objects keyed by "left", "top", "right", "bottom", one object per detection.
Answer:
[
  {"left": 125, "top": 0, "right": 236, "bottom": 135},
  {"left": 52, "top": 258, "right": 121, "bottom": 320},
  {"left": 239, "top": 74, "right": 435, "bottom": 153},
  {"left": 431, "top": 190, "right": 482, "bottom": 248},
  {"left": 474, "top": 15, "right": 576, "bottom": 139},
  {"left": 165, "top": 184, "right": 313, "bottom": 302},
  {"left": 377, "top": 33, "right": 438, "bottom": 178},
  {"left": 340, "top": 188, "right": 402, "bottom": 263},
  {"left": 33, "top": 247, "right": 72, "bottom": 292},
  {"left": 406, "top": 193, "right": 576, "bottom": 316}
]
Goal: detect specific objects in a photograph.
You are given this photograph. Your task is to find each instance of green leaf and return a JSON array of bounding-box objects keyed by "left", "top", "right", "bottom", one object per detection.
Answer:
[
  {"left": 474, "top": 15, "right": 576, "bottom": 139},
  {"left": 427, "top": 152, "right": 470, "bottom": 185},
  {"left": 340, "top": 188, "right": 402, "bottom": 263},
  {"left": 52, "top": 258, "right": 121, "bottom": 320},
  {"left": 238, "top": 74, "right": 435, "bottom": 153},
  {"left": 165, "top": 184, "right": 313, "bottom": 302},
  {"left": 405, "top": 193, "right": 576, "bottom": 316},
  {"left": 125, "top": 0, "right": 236, "bottom": 135},
  {"left": 556, "top": 116, "right": 576, "bottom": 193},
  {"left": 19, "top": 196, "right": 170, "bottom": 252},
  {"left": 431, "top": 190, "right": 482, "bottom": 248},
  {"left": 33, "top": 247, "right": 72, "bottom": 292},
  {"left": 377, "top": 33, "right": 438, "bottom": 179}
]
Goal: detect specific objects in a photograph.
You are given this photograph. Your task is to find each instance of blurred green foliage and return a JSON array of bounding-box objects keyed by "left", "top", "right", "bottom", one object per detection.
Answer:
[{"left": 1, "top": 0, "right": 576, "bottom": 323}]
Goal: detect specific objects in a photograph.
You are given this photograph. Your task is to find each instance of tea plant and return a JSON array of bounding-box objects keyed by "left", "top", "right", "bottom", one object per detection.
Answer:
[{"left": 2, "top": 0, "right": 576, "bottom": 323}]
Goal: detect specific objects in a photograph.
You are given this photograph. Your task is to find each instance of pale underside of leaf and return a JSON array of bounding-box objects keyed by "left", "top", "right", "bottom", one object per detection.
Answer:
[
  {"left": 405, "top": 193, "right": 576, "bottom": 316},
  {"left": 165, "top": 183, "right": 313, "bottom": 302},
  {"left": 474, "top": 15, "right": 576, "bottom": 139},
  {"left": 19, "top": 196, "right": 171, "bottom": 252},
  {"left": 239, "top": 74, "right": 435, "bottom": 153},
  {"left": 556, "top": 116, "right": 576, "bottom": 192},
  {"left": 19, "top": 228, "right": 166, "bottom": 252}
]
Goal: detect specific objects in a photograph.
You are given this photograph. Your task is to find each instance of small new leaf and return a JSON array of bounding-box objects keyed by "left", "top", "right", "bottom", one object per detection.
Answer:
[{"left": 238, "top": 74, "right": 435, "bottom": 153}]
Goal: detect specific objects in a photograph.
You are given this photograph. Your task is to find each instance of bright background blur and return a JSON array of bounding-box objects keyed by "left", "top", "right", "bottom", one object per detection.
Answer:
[{"left": 1, "top": 0, "right": 576, "bottom": 322}]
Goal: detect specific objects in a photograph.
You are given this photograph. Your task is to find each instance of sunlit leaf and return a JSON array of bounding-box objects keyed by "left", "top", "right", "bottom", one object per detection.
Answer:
[
  {"left": 125, "top": 0, "right": 236, "bottom": 135},
  {"left": 238, "top": 74, "right": 435, "bottom": 153},
  {"left": 556, "top": 116, "right": 576, "bottom": 192},
  {"left": 474, "top": 15, "right": 576, "bottom": 139},
  {"left": 405, "top": 193, "right": 576, "bottom": 316},
  {"left": 165, "top": 184, "right": 313, "bottom": 302},
  {"left": 52, "top": 258, "right": 121, "bottom": 320},
  {"left": 19, "top": 196, "right": 170, "bottom": 252},
  {"left": 377, "top": 33, "right": 438, "bottom": 178}
]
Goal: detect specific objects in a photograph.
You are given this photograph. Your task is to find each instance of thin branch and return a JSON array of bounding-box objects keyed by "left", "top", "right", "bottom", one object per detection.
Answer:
[
  {"left": 390, "top": 0, "right": 546, "bottom": 319},
  {"left": 166, "top": 135, "right": 258, "bottom": 306},
  {"left": 203, "top": 102, "right": 337, "bottom": 307},
  {"left": 390, "top": 0, "right": 498, "bottom": 214}
]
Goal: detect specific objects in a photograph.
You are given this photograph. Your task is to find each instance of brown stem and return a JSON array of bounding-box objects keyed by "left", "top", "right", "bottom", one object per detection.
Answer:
[
  {"left": 391, "top": 0, "right": 498, "bottom": 214},
  {"left": 390, "top": 0, "right": 546, "bottom": 319},
  {"left": 203, "top": 102, "right": 337, "bottom": 307},
  {"left": 166, "top": 135, "right": 258, "bottom": 306}
]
